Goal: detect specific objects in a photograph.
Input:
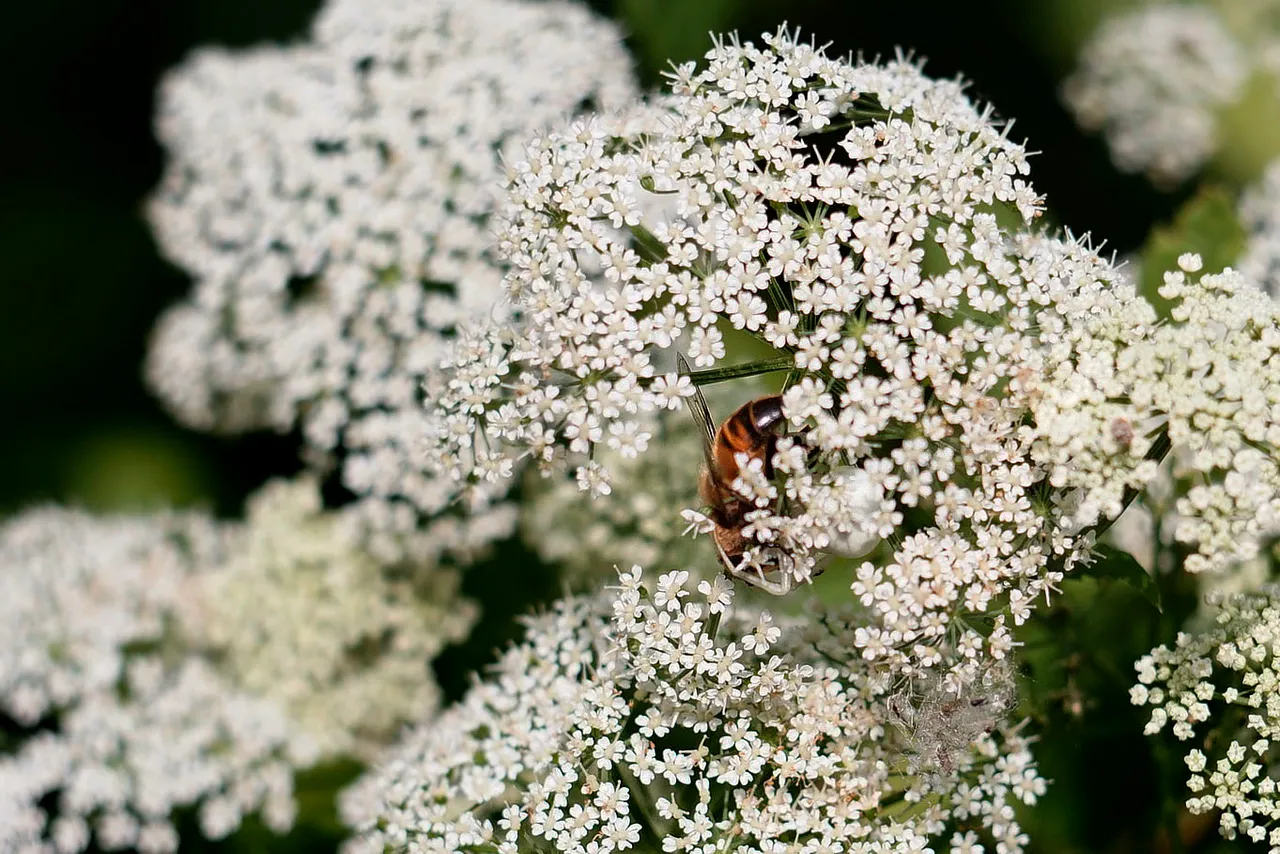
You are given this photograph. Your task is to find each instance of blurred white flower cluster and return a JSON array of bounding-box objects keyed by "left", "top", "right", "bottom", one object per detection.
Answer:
[
  {"left": 342, "top": 567, "right": 1043, "bottom": 854},
  {"left": 146, "top": 0, "right": 636, "bottom": 564},
  {"left": 1132, "top": 584, "right": 1280, "bottom": 852},
  {"left": 188, "top": 476, "right": 477, "bottom": 760},
  {"left": 1033, "top": 253, "right": 1280, "bottom": 573},
  {"left": 1063, "top": 4, "right": 1248, "bottom": 185},
  {"left": 0, "top": 507, "right": 313, "bottom": 854},
  {"left": 1240, "top": 157, "right": 1280, "bottom": 294},
  {"left": 423, "top": 30, "right": 1193, "bottom": 680}
]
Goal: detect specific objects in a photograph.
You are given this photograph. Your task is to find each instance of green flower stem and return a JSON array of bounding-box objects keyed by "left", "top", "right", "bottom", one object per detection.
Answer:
[
  {"left": 628, "top": 223, "right": 670, "bottom": 263},
  {"left": 675, "top": 355, "right": 796, "bottom": 386},
  {"left": 706, "top": 607, "right": 722, "bottom": 642},
  {"left": 617, "top": 762, "right": 670, "bottom": 843}
]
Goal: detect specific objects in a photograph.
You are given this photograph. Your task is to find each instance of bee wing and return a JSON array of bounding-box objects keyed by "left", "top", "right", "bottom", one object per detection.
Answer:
[{"left": 676, "top": 352, "right": 718, "bottom": 471}]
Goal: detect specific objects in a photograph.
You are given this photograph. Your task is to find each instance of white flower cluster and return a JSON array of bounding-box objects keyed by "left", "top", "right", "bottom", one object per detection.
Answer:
[
  {"left": 146, "top": 0, "right": 636, "bottom": 563},
  {"left": 1062, "top": 4, "right": 1249, "bottom": 184},
  {"left": 1240, "top": 157, "right": 1280, "bottom": 295},
  {"left": 1032, "top": 253, "right": 1280, "bottom": 573},
  {"left": 0, "top": 507, "right": 313, "bottom": 854},
  {"left": 187, "top": 477, "right": 477, "bottom": 759},
  {"left": 1106, "top": 463, "right": 1278, "bottom": 622},
  {"left": 342, "top": 567, "right": 1044, "bottom": 854},
  {"left": 521, "top": 412, "right": 709, "bottom": 582},
  {"left": 1132, "top": 585, "right": 1280, "bottom": 852},
  {"left": 427, "top": 30, "right": 1170, "bottom": 675}
]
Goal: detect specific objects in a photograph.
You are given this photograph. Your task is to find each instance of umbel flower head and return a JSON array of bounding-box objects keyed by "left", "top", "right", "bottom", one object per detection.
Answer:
[
  {"left": 185, "top": 476, "right": 478, "bottom": 760},
  {"left": 341, "top": 567, "right": 1044, "bottom": 854},
  {"left": 0, "top": 507, "right": 314, "bottom": 854},
  {"left": 426, "top": 29, "right": 1165, "bottom": 674},
  {"left": 1031, "top": 253, "right": 1280, "bottom": 574},
  {"left": 1132, "top": 582, "right": 1280, "bottom": 853},
  {"left": 1062, "top": 3, "right": 1249, "bottom": 185},
  {"left": 145, "top": 0, "right": 636, "bottom": 564}
]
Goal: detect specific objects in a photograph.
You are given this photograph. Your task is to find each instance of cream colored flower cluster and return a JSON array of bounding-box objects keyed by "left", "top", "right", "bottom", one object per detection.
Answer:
[
  {"left": 423, "top": 30, "right": 1183, "bottom": 681},
  {"left": 1032, "top": 253, "right": 1280, "bottom": 573},
  {"left": 1063, "top": 4, "right": 1249, "bottom": 184},
  {"left": 342, "top": 567, "right": 1044, "bottom": 854},
  {"left": 0, "top": 474, "right": 481, "bottom": 851},
  {"left": 521, "top": 407, "right": 716, "bottom": 583},
  {"left": 189, "top": 477, "right": 477, "bottom": 759}
]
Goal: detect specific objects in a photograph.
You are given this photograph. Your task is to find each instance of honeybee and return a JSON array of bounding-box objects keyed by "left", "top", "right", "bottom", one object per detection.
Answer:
[
  {"left": 677, "top": 355, "right": 883, "bottom": 594},
  {"left": 677, "top": 354, "right": 796, "bottom": 592}
]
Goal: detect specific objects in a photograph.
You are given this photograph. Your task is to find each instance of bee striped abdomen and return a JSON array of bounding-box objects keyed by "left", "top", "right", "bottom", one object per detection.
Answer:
[
  {"left": 719, "top": 412, "right": 756, "bottom": 451},
  {"left": 713, "top": 395, "right": 786, "bottom": 482}
]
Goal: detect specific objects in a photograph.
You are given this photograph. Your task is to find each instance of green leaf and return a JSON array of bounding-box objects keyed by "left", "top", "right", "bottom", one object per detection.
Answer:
[
  {"left": 1080, "top": 544, "right": 1162, "bottom": 613},
  {"left": 617, "top": 0, "right": 741, "bottom": 83},
  {"left": 1138, "top": 185, "right": 1246, "bottom": 318}
]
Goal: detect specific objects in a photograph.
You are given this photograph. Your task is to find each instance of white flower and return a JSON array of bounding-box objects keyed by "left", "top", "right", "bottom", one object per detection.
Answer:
[
  {"left": 342, "top": 567, "right": 1042, "bottom": 853},
  {"left": 1063, "top": 4, "right": 1248, "bottom": 184},
  {"left": 145, "top": 0, "right": 636, "bottom": 564},
  {"left": 1133, "top": 584, "right": 1280, "bottom": 852},
  {"left": 0, "top": 507, "right": 311, "bottom": 853},
  {"left": 186, "top": 476, "right": 478, "bottom": 759}
]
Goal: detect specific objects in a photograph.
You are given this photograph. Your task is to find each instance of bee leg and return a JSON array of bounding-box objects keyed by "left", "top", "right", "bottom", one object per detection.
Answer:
[
  {"left": 756, "top": 573, "right": 793, "bottom": 596},
  {"left": 714, "top": 539, "right": 795, "bottom": 597},
  {"left": 712, "top": 539, "right": 747, "bottom": 588},
  {"left": 731, "top": 564, "right": 792, "bottom": 596}
]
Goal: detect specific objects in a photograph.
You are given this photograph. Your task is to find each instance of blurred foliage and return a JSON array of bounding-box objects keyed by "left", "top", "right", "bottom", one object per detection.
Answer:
[
  {"left": 1012, "top": 0, "right": 1144, "bottom": 69},
  {"left": 1016, "top": 564, "right": 1199, "bottom": 854},
  {"left": 0, "top": 0, "right": 1273, "bottom": 852},
  {"left": 615, "top": 0, "right": 738, "bottom": 80},
  {"left": 432, "top": 521, "right": 564, "bottom": 701},
  {"left": 1216, "top": 72, "right": 1280, "bottom": 185},
  {"left": 61, "top": 425, "right": 216, "bottom": 512},
  {"left": 1080, "top": 544, "right": 1163, "bottom": 613}
]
